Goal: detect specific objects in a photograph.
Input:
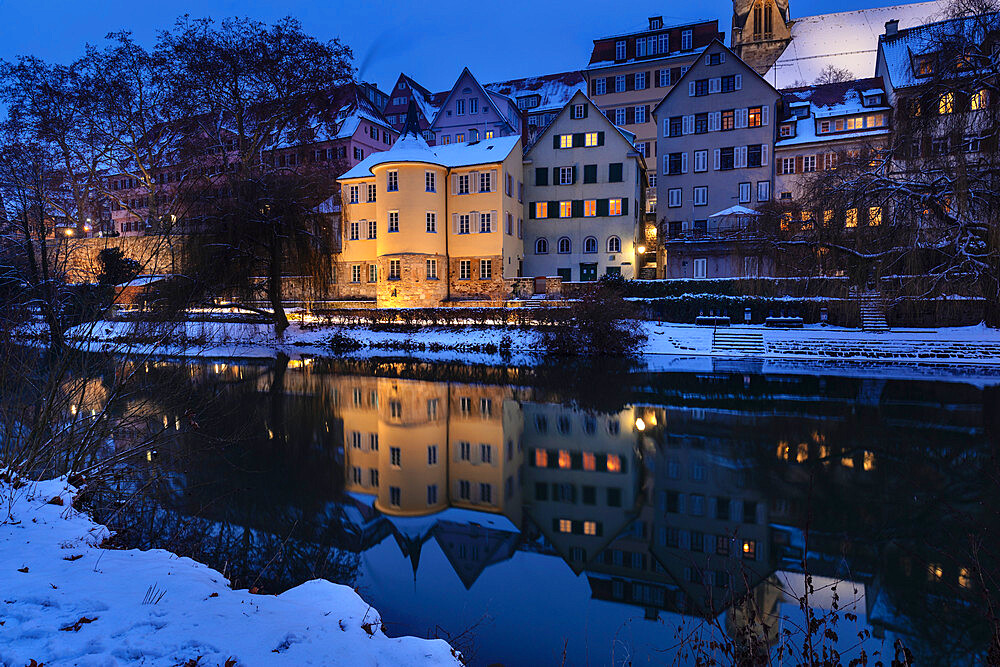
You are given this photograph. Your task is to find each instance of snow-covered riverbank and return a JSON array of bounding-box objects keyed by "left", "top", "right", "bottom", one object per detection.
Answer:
[{"left": 0, "top": 476, "right": 460, "bottom": 666}]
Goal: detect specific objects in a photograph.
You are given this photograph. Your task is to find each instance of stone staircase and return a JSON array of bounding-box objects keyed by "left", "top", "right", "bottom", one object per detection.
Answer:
[
  {"left": 859, "top": 294, "right": 890, "bottom": 332},
  {"left": 711, "top": 329, "right": 766, "bottom": 356}
]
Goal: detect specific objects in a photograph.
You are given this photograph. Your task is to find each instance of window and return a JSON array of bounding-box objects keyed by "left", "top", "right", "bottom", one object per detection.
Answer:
[
  {"left": 615, "top": 40, "right": 626, "bottom": 60},
  {"left": 388, "top": 211, "right": 399, "bottom": 232},
  {"left": 607, "top": 236, "right": 621, "bottom": 253},
  {"left": 781, "top": 124, "right": 794, "bottom": 137},
  {"left": 480, "top": 259, "right": 492, "bottom": 279},
  {"left": 535, "top": 238, "right": 549, "bottom": 254},
  {"left": 480, "top": 443, "right": 493, "bottom": 463},
  {"left": 669, "top": 116, "right": 683, "bottom": 137},
  {"left": 456, "top": 133, "right": 465, "bottom": 143},
  {"left": 351, "top": 264, "right": 362, "bottom": 283},
  {"left": 609, "top": 162, "right": 623, "bottom": 182},
  {"left": 535, "top": 202, "right": 548, "bottom": 218},
  {"left": 572, "top": 103, "right": 586, "bottom": 119},
  {"left": 739, "top": 182, "right": 751, "bottom": 203},
  {"left": 609, "top": 199, "right": 622, "bottom": 215},
  {"left": 659, "top": 68, "right": 671, "bottom": 87},
  {"left": 694, "top": 79, "right": 709, "bottom": 96},
  {"left": 681, "top": 29, "right": 692, "bottom": 50},
  {"left": 456, "top": 99, "right": 465, "bottom": 115},
  {"left": 349, "top": 221, "right": 360, "bottom": 241},
  {"left": 693, "top": 186, "right": 707, "bottom": 206},
  {"left": 780, "top": 157, "right": 795, "bottom": 175},
  {"left": 558, "top": 237, "right": 571, "bottom": 254},
  {"left": 480, "top": 171, "right": 493, "bottom": 192},
  {"left": 693, "top": 257, "right": 707, "bottom": 278},
  {"left": 426, "top": 212, "right": 436, "bottom": 232},
  {"left": 584, "top": 200, "right": 597, "bottom": 217},
  {"left": 480, "top": 212, "right": 492, "bottom": 233},
  {"left": 559, "top": 166, "right": 574, "bottom": 185},
  {"left": 559, "top": 201, "right": 572, "bottom": 218},
  {"left": 559, "top": 134, "right": 573, "bottom": 149},
  {"left": 635, "top": 72, "right": 646, "bottom": 90},
  {"left": 426, "top": 258, "right": 438, "bottom": 279},
  {"left": 939, "top": 92, "right": 954, "bottom": 114},
  {"left": 583, "top": 521, "right": 597, "bottom": 536},
  {"left": 458, "top": 214, "right": 470, "bottom": 234},
  {"left": 349, "top": 186, "right": 359, "bottom": 204},
  {"left": 757, "top": 181, "right": 770, "bottom": 201},
  {"left": 368, "top": 264, "right": 377, "bottom": 283},
  {"left": 614, "top": 108, "right": 627, "bottom": 125},
  {"left": 748, "top": 107, "right": 763, "bottom": 127},
  {"left": 868, "top": 206, "right": 882, "bottom": 226},
  {"left": 469, "top": 97, "right": 478, "bottom": 114},
  {"left": 457, "top": 173, "right": 470, "bottom": 194},
  {"left": 390, "top": 486, "right": 401, "bottom": 506},
  {"left": 694, "top": 150, "right": 708, "bottom": 172},
  {"left": 390, "top": 447, "right": 401, "bottom": 467},
  {"left": 971, "top": 88, "right": 988, "bottom": 111},
  {"left": 721, "top": 109, "right": 735, "bottom": 131},
  {"left": 425, "top": 171, "right": 436, "bottom": 192},
  {"left": 428, "top": 445, "right": 438, "bottom": 465},
  {"left": 387, "top": 170, "right": 398, "bottom": 192},
  {"left": 388, "top": 259, "right": 401, "bottom": 280},
  {"left": 667, "top": 188, "right": 682, "bottom": 207},
  {"left": 584, "top": 132, "right": 599, "bottom": 146},
  {"left": 694, "top": 113, "right": 708, "bottom": 133},
  {"left": 459, "top": 480, "right": 470, "bottom": 499},
  {"left": 367, "top": 220, "right": 377, "bottom": 239},
  {"left": 427, "top": 484, "right": 438, "bottom": 505},
  {"left": 595, "top": 78, "right": 606, "bottom": 95},
  {"left": 584, "top": 236, "right": 597, "bottom": 253},
  {"left": 802, "top": 155, "right": 816, "bottom": 172},
  {"left": 748, "top": 144, "right": 764, "bottom": 168},
  {"left": 615, "top": 75, "right": 626, "bottom": 92},
  {"left": 846, "top": 208, "right": 858, "bottom": 228},
  {"left": 823, "top": 152, "right": 837, "bottom": 170},
  {"left": 460, "top": 259, "right": 471, "bottom": 279},
  {"left": 367, "top": 184, "right": 377, "bottom": 202},
  {"left": 505, "top": 212, "right": 512, "bottom": 235},
  {"left": 480, "top": 483, "right": 492, "bottom": 503}
]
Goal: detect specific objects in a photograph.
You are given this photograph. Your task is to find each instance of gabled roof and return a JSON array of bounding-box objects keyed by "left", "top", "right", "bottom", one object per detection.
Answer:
[
  {"left": 485, "top": 71, "right": 586, "bottom": 114},
  {"left": 429, "top": 68, "right": 516, "bottom": 133},
  {"left": 524, "top": 90, "right": 645, "bottom": 166},
  {"left": 399, "top": 73, "right": 441, "bottom": 125},
  {"left": 776, "top": 77, "right": 892, "bottom": 148},
  {"left": 877, "top": 12, "right": 993, "bottom": 89},
  {"left": 339, "top": 134, "right": 521, "bottom": 180},
  {"left": 765, "top": 0, "right": 948, "bottom": 89},
  {"left": 651, "top": 40, "right": 779, "bottom": 117}
]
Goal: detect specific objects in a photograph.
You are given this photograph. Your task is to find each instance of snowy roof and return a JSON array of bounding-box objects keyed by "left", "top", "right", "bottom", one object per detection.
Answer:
[
  {"left": 485, "top": 71, "right": 586, "bottom": 114},
  {"left": 776, "top": 78, "right": 891, "bottom": 147},
  {"left": 877, "top": 13, "right": 993, "bottom": 89},
  {"left": 340, "top": 134, "right": 520, "bottom": 180},
  {"left": 764, "top": 0, "right": 948, "bottom": 89},
  {"left": 710, "top": 205, "right": 759, "bottom": 218},
  {"left": 272, "top": 88, "right": 394, "bottom": 149},
  {"left": 587, "top": 46, "right": 709, "bottom": 71}
]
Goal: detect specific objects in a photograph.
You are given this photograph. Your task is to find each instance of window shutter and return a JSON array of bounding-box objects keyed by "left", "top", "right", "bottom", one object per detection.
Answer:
[
  {"left": 571, "top": 166, "right": 577, "bottom": 184},
  {"left": 572, "top": 199, "right": 584, "bottom": 217},
  {"left": 735, "top": 74, "right": 743, "bottom": 90},
  {"left": 626, "top": 73, "right": 635, "bottom": 91},
  {"left": 654, "top": 69, "right": 661, "bottom": 88},
  {"left": 688, "top": 81, "right": 696, "bottom": 96},
  {"left": 452, "top": 213, "right": 458, "bottom": 232},
  {"left": 553, "top": 134, "right": 561, "bottom": 149},
  {"left": 573, "top": 133, "right": 585, "bottom": 148},
  {"left": 683, "top": 115, "right": 693, "bottom": 134},
  {"left": 621, "top": 197, "right": 629, "bottom": 215},
  {"left": 681, "top": 152, "right": 688, "bottom": 173},
  {"left": 626, "top": 107, "right": 635, "bottom": 125},
  {"left": 762, "top": 105, "right": 769, "bottom": 126},
  {"left": 720, "top": 52, "right": 726, "bottom": 63},
  {"left": 663, "top": 118, "right": 670, "bottom": 135},
  {"left": 452, "top": 175, "right": 458, "bottom": 194},
  {"left": 672, "top": 67, "right": 681, "bottom": 83},
  {"left": 529, "top": 204, "right": 535, "bottom": 219},
  {"left": 597, "top": 131, "right": 605, "bottom": 146},
  {"left": 472, "top": 212, "right": 480, "bottom": 231},
  {"left": 583, "top": 104, "right": 589, "bottom": 118},
  {"left": 761, "top": 145, "right": 768, "bottom": 166},
  {"left": 552, "top": 167, "right": 560, "bottom": 184},
  {"left": 597, "top": 198, "right": 609, "bottom": 216},
  {"left": 740, "top": 146, "right": 748, "bottom": 168},
  {"left": 590, "top": 78, "right": 597, "bottom": 96},
  {"left": 536, "top": 167, "right": 548, "bottom": 186},
  {"left": 710, "top": 77, "right": 721, "bottom": 93},
  {"left": 471, "top": 171, "right": 480, "bottom": 193},
  {"left": 663, "top": 155, "right": 669, "bottom": 172},
  {"left": 713, "top": 148, "right": 721, "bottom": 170},
  {"left": 796, "top": 156, "right": 803, "bottom": 173},
  {"left": 548, "top": 201, "right": 559, "bottom": 219},
  {"left": 644, "top": 105, "right": 650, "bottom": 123}
]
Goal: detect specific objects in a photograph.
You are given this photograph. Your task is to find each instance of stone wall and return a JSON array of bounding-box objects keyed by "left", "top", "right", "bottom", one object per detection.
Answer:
[
  {"left": 448, "top": 255, "right": 507, "bottom": 302},
  {"left": 62, "top": 236, "right": 191, "bottom": 283},
  {"left": 376, "top": 254, "right": 449, "bottom": 308}
]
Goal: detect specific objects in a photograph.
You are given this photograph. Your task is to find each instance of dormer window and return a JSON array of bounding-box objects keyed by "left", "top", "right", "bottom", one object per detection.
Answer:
[
  {"left": 649, "top": 16, "right": 663, "bottom": 29},
  {"left": 681, "top": 29, "right": 693, "bottom": 50},
  {"left": 517, "top": 95, "right": 541, "bottom": 110},
  {"left": 779, "top": 124, "right": 794, "bottom": 137},
  {"left": 794, "top": 106, "right": 809, "bottom": 119},
  {"left": 819, "top": 120, "right": 831, "bottom": 133},
  {"left": 616, "top": 40, "right": 627, "bottom": 60},
  {"left": 915, "top": 55, "right": 935, "bottom": 77},
  {"left": 864, "top": 94, "right": 882, "bottom": 106}
]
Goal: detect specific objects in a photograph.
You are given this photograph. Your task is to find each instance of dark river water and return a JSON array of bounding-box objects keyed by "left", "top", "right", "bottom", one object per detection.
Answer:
[{"left": 83, "top": 357, "right": 998, "bottom": 666}]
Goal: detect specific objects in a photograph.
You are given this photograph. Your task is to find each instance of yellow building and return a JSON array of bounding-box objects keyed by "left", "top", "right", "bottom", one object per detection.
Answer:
[{"left": 337, "top": 104, "right": 525, "bottom": 307}]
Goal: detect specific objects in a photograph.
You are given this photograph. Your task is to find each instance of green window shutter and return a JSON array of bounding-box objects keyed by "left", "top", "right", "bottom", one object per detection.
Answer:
[
  {"left": 552, "top": 167, "right": 560, "bottom": 184},
  {"left": 597, "top": 131, "right": 605, "bottom": 146},
  {"left": 571, "top": 199, "right": 584, "bottom": 217},
  {"left": 597, "top": 198, "right": 609, "bottom": 216},
  {"left": 553, "top": 134, "right": 560, "bottom": 149},
  {"left": 571, "top": 166, "right": 577, "bottom": 184},
  {"left": 609, "top": 163, "right": 623, "bottom": 182},
  {"left": 621, "top": 197, "right": 629, "bottom": 215},
  {"left": 583, "top": 104, "right": 589, "bottom": 118},
  {"left": 573, "top": 133, "right": 585, "bottom": 148},
  {"left": 584, "top": 164, "right": 597, "bottom": 183},
  {"left": 535, "top": 167, "right": 548, "bottom": 186},
  {"left": 548, "top": 201, "right": 559, "bottom": 219},
  {"left": 528, "top": 204, "right": 535, "bottom": 219}
]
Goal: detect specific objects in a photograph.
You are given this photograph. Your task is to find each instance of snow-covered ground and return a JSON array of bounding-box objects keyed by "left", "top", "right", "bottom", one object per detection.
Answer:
[{"left": 0, "top": 476, "right": 460, "bottom": 666}]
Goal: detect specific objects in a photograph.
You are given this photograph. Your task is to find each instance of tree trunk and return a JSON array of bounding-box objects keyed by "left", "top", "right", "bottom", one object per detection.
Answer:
[
  {"left": 34, "top": 175, "right": 64, "bottom": 350},
  {"left": 268, "top": 225, "right": 289, "bottom": 336}
]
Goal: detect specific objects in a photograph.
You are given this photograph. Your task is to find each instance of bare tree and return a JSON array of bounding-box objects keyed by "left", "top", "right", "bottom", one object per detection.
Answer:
[{"left": 814, "top": 65, "right": 855, "bottom": 85}]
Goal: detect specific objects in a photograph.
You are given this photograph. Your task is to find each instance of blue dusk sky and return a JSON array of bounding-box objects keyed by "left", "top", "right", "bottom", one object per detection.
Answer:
[{"left": 1, "top": 0, "right": 897, "bottom": 93}]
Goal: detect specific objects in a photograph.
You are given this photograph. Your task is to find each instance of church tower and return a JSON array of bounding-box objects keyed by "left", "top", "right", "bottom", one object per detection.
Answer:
[{"left": 731, "top": 0, "right": 793, "bottom": 75}]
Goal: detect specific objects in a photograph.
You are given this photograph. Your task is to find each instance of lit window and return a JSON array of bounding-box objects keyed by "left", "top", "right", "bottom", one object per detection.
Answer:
[
  {"left": 535, "top": 201, "right": 548, "bottom": 218},
  {"left": 938, "top": 92, "right": 954, "bottom": 114},
  {"left": 609, "top": 199, "right": 622, "bottom": 215},
  {"left": 583, "top": 452, "right": 596, "bottom": 470},
  {"left": 584, "top": 132, "right": 599, "bottom": 146},
  {"left": 584, "top": 200, "right": 596, "bottom": 217},
  {"left": 535, "top": 449, "right": 548, "bottom": 467},
  {"left": 559, "top": 519, "right": 573, "bottom": 533},
  {"left": 558, "top": 450, "right": 571, "bottom": 469},
  {"left": 559, "top": 201, "right": 572, "bottom": 218},
  {"left": 869, "top": 206, "right": 882, "bottom": 226},
  {"left": 606, "top": 454, "right": 621, "bottom": 472},
  {"left": 485, "top": 130, "right": 494, "bottom": 139},
  {"left": 971, "top": 89, "right": 988, "bottom": 110},
  {"left": 560, "top": 134, "right": 573, "bottom": 149},
  {"left": 583, "top": 521, "right": 597, "bottom": 536},
  {"left": 742, "top": 540, "right": 757, "bottom": 560},
  {"left": 846, "top": 208, "right": 858, "bottom": 228}
]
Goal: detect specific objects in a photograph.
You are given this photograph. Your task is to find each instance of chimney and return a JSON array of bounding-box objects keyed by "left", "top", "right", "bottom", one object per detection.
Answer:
[{"left": 884, "top": 19, "right": 899, "bottom": 36}]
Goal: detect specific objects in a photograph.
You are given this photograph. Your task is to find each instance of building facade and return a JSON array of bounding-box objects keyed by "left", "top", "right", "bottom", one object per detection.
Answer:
[
  {"left": 337, "top": 107, "right": 524, "bottom": 307},
  {"left": 522, "top": 91, "right": 646, "bottom": 281},
  {"left": 429, "top": 69, "right": 522, "bottom": 146},
  {"left": 654, "top": 41, "right": 779, "bottom": 278}
]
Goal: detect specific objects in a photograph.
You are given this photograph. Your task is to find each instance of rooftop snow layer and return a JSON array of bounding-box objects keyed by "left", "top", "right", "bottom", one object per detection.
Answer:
[
  {"left": 777, "top": 78, "right": 892, "bottom": 147},
  {"left": 340, "top": 134, "right": 520, "bottom": 179},
  {"left": 765, "top": 0, "right": 948, "bottom": 88},
  {"left": 486, "top": 71, "right": 587, "bottom": 113}
]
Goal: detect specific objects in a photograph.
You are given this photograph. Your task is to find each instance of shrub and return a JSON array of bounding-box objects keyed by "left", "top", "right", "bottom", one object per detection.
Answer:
[{"left": 541, "top": 280, "right": 646, "bottom": 357}]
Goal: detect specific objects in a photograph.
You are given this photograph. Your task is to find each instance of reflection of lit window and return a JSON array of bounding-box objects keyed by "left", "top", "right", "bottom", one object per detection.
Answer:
[
  {"left": 796, "top": 443, "right": 808, "bottom": 462},
  {"left": 583, "top": 453, "right": 596, "bottom": 470},
  {"left": 584, "top": 521, "right": 598, "bottom": 535},
  {"left": 742, "top": 540, "right": 757, "bottom": 560},
  {"left": 606, "top": 454, "right": 622, "bottom": 473},
  {"left": 842, "top": 455, "right": 855, "bottom": 468},
  {"left": 776, "top": 441, "right": 790, "bottom": 459},
  {"left": 558, "top": 450, "right": 571, "bottom": 469},
  {"left": 390, "top": 486, "right": 401, "bottom": 506},
  {"left": 535, "top": 449, "right": 548, "bottom": 467},
  {"left": 863, "top": 451, "right": 875, "bottom": 471},
  {"left": 970, "top": 89, "right": 988, "bottom": 111},
  {"left": 928, "top": 563, "right": 944, "bottom": 581},
  {"left": 390, "top": 447, "right": 401, "bottom": 467},
  {"left": 869, "top": 206, "right": 882, "bottom": 226},
  {"left": 959, "top": 567, "right": 972, "bottom": 588},
  {"left": 559, "top": 519, "right": 572, "bottom": 533}
]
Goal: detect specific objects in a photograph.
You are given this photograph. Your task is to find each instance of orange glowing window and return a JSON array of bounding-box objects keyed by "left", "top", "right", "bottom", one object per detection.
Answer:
[
  {"left": 583, "top": 521, "right": 598, "bottom": 535},
  {"left": 559, "top": 519, "right": 573, "bottom": 533},
  {"left": 606, "top": 454, "right": 622, "bottom": 473},
  {"left": 583, "top": 452, "right": 596, "bottom": 470},
  {"left": 558, "top": 450, "right": 571, "bottom": 469},
  {"left": 535, "top": 449, "right": 548, "bottom": 467}
]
